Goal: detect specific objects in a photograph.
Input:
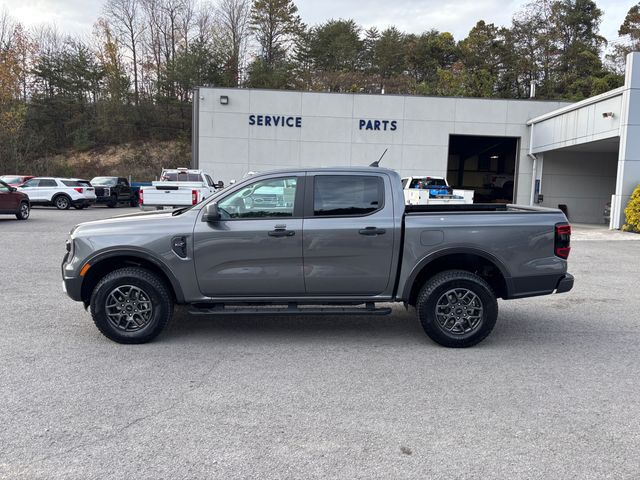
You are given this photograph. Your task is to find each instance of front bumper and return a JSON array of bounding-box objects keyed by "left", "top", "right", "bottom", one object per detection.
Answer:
[
  {"left": 61, "top": 250, "right": 83, "bottom": 301},
  {"left": 555, "top": 273, "right": 574, "bottom": 294},
  {"left": 63, "top": 276, "right": 83, "bottom": 301}
]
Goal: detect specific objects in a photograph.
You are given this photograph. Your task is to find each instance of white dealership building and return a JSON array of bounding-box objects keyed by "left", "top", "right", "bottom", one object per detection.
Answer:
[{"left": 193, "top": 53, "right": 640, "bottom": 228}]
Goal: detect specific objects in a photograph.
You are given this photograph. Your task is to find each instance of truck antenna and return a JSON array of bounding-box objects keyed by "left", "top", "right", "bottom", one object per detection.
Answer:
[{"left": 369, "top": 148, "right": 388, "bottom": 167}]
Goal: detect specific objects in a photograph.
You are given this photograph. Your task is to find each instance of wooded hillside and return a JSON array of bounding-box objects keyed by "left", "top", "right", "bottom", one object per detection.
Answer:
[{"left": 0, "top": 0, "right": 638, "bottom": 176}]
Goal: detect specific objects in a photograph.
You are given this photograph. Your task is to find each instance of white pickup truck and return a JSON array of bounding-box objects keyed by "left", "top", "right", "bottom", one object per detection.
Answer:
[
  {"left": 139, "top": 168, "right": 222, "bottom": 210},
  {"left": 401, "top": 176, "right": 474, "bottom": 206}
]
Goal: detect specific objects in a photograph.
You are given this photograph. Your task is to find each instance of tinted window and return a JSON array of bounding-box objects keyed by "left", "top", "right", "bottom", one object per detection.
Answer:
[
  {"left": 62, "top": 180, "right": 81, "bottom": 187},
  {"left": 314, "top": 176, "right": 383, "bottom": 216},
  {"left": 162, "top": 172, "right": 202, "bottom": 182},
  {"left": 118, "top": 178, "right": 128, "bottom": 185},
  {"left": 218, "top": 177, "right": 297, "bottom": 219},
  {"left": 22, "top": 179, "right": 39, "bottom": 187},
  {"left": 0, "top": 182, "right": 10, "bottom": 192},
  {"left": 205, "top": 175, "right": 214, "bottom": 187},
  {"left": 39, "top": 179, "right": 57, "bottom": 187},
  {"left": 409, "top": 178, "right": 447, "bottom": 188}
]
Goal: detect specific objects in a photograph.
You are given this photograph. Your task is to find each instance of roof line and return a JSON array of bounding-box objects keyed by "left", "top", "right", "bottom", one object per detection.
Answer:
[{"left": 526, "top": 86, "right": 625, "bottom": 125}]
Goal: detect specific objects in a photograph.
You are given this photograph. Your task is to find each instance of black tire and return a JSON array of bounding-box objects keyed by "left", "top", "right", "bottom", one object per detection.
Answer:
[
  {"left": 416, "top": 270, "right": 498, "bottom": 348},
  {"left": 53, "top": 194, "right": 71, "bottom": 210},
  {"left": 15, "top": 201, "right": 30, "bottom": 220},
  {"left": 90, "top": 267, "right": 174, "bottom": 344},
  {"left": 107, "top": 194, "right": 118, "bottom": 208}
]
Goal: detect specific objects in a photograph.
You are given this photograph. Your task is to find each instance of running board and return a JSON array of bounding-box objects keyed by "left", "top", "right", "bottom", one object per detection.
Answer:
[{"left": 188, "top": 302, "right": 392, "bottom": 316}]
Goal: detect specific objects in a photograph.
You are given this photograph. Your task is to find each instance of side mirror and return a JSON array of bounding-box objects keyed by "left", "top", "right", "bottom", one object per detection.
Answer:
[
  {"left": 10, "top": 187, "right": 16, "bottom": 192},
  {"left": 216, "top": 180, "right": 224, "bottom": 189},
  {"left": 203, "top": 202, "right": 220, "bottom": 222}
]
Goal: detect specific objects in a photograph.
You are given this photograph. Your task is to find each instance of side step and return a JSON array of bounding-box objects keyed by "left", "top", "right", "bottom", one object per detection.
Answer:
[{"left": 188, "top": 302, "right": 392, "bottom": 316}]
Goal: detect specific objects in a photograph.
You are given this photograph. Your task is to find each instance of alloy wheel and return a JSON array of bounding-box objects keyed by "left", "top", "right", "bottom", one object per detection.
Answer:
[
  {"left": 435, "top": 288, "right": 484, "bottom": 335},
  {"left": 105, "top": 285, "right": 154, "bottom": 332}
]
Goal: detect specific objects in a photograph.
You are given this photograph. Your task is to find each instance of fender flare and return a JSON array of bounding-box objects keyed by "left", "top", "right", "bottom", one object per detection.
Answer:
[
  {"left": 401, "top": 247, "right": 513, "bottom": 301},
  {"left": 83, "top": 247, "right": 186, "bottom": 303}
]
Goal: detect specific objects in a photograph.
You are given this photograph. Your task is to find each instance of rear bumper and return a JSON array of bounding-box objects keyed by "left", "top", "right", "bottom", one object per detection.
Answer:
[
  {"left": 506, "top": 272, "right": 574, "bottom": 299},
  {"left": 555, "top": 273, "right": 574, "bottom": 294},
  {"left": 73, "top": 198, "right": 95, "bottom": 207}
]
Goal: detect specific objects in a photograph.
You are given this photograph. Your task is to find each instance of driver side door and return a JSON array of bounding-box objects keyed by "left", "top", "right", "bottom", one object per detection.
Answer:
[
  {"left": 193, "top": 175, "right": 305, "bottom": 297},
  {"left": 18, "top": 178, "right": 42, "bottom": 202}
]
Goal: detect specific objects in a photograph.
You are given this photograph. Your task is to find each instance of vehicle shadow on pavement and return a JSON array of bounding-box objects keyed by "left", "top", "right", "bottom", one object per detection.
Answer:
[{"left": 161, "top": 306, "right": 426, "bottom": 344}]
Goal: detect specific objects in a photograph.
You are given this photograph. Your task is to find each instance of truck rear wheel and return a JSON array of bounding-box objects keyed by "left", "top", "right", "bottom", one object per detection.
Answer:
[
  {"left": 416, "top": 270, "right": 497, "bottom": 348},
  {"left": 89, "top": 267, "right": 174, "bottom": 344}
]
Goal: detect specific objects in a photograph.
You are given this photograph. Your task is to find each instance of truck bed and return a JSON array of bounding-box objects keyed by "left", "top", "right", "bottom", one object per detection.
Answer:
[{"left": 398, "top": 204, "right": 569, "bottom": 301}]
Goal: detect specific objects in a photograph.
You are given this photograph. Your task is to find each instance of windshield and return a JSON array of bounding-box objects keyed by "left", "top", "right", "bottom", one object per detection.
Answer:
[
  {"left": 91, "top": 177, "right": 117, "bottom": 186},
  {"left": 1, "top": 176, "right": 22, "bottom": 184}
]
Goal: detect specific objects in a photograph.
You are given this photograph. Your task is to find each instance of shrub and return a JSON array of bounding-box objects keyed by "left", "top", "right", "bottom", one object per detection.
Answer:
[{"left": 622, "top": 184, "right": 640, "bottom": 233}]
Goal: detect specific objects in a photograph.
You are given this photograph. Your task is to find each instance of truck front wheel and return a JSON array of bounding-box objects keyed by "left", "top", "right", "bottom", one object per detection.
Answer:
[
  {"left": 89, "top": 267, "right": 174, "bottom": 344},
  {"left": 416, "top": 270, "right": 498, "bottom": 348}
]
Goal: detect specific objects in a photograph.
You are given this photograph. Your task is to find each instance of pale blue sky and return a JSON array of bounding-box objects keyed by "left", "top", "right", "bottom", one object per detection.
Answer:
[{"left": 3, "top": 0, "right": 633, "bottom": 44}]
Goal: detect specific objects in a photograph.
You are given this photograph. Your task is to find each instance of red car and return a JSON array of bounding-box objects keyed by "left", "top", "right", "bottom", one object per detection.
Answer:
[
  {"left": 0, "top": 175, "right": 34, "bottom": 186},
  {"left": 0, "top": 179, "right": 30, "bottom": 220}
]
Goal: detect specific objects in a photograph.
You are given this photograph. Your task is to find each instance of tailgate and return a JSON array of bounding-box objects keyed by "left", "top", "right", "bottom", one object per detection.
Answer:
[{"left": 141, "top": 187, "right": 195, "bottom": 206}]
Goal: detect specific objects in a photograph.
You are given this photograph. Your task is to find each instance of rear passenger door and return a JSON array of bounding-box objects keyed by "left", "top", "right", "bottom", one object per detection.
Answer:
[
  {"left": 302, "top": 173, "right": 395, "bottom": 295},
  {"left": 37, "top": 178, "right": 59, "bottom": 202}
]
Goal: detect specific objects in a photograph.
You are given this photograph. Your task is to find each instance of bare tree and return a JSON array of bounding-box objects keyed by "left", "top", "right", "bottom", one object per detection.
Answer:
[
  {"left": 216, "top": 0, "right": 250, "bottom": 86},
  {"left": 178, "top": 0, "right": 195, "bottom": 52},
  {"left": 104, "top": 0, "right": 145, "bottom": 104},
  {"left": 142, "top": 0, "right": 164, "bottom": 93},
  {"left": 194, "top": 1, "right": 214, "bottom": 45}
]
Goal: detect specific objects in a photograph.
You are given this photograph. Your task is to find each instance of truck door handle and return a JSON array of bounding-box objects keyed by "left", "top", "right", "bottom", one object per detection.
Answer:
[
  {"left": 268, "top": 228, "right": 295, "bottom": 237},
  {"left": 359, "top": 226, "right": 386, "bottom": 236}
]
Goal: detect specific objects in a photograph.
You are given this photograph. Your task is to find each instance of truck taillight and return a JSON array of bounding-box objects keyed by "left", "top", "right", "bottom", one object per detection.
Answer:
[
  {"left": 139, "top": 189, "right": 144, "bottom": 204},
  {"left": 555, "top": 224, "right": 571, "bottom": 259},
  {"left": 192, "top": 190, "right": 198, "bottom": 205},
  {"left": 74, "top": 187, "right": 83, "bottom": 193}
]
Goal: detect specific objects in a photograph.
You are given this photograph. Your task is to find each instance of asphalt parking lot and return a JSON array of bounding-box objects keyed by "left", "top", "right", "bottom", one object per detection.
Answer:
[{"left": 1, "top": 207, "right": 640, "bottom": 479}]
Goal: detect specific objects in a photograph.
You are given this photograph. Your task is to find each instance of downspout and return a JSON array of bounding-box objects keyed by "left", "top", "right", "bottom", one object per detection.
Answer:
[
  {"left": 192, "top": 87, "right": 200, "bottom": 169},
  {"left": 528, "top": 123, "right": 537, "bottom": 206}
]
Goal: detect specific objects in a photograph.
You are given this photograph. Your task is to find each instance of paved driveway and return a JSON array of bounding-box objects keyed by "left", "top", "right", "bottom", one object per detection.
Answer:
[{"left": 1, "top": 208, "right": 639, "bottom": 479}]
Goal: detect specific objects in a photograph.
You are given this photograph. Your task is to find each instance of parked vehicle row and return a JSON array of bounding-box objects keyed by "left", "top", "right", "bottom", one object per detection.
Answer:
[{"left": 0, "top": 173, "right": 156, "bottom": 220}]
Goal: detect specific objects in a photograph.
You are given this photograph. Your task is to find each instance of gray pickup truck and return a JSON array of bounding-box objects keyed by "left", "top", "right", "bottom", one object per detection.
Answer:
[{"left": 62, "top": 167, "right": 573, "bottom": 347}]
